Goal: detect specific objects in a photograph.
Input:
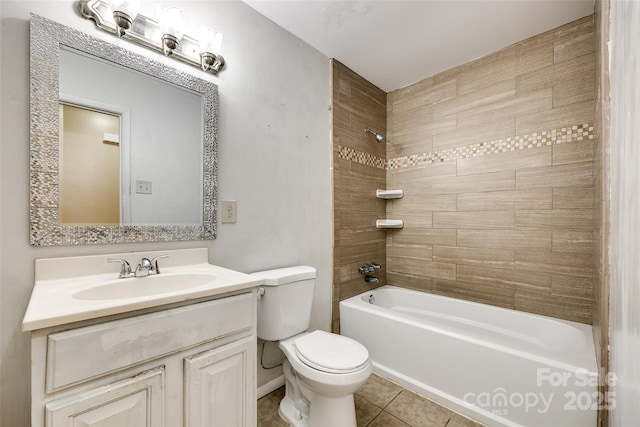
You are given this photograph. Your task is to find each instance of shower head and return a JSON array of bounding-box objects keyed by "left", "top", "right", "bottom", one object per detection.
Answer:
[{"left": 364, "top": 128, "right": 384, "bottom": 143}]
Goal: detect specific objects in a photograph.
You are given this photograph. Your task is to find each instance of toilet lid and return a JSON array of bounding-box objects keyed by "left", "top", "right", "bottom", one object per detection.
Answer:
[{"left": 294, "top": 331, "right": 370, "bottom": 374}]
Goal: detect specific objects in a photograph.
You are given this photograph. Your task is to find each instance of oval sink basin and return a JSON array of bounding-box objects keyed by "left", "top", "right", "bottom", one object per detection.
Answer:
[{"left": 72, "top": 273, "right": 217, "bottom": 300}]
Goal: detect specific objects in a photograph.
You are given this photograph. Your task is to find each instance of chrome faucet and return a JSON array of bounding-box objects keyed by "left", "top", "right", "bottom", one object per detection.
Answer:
[
  {"left": 135, "top": 255, "right": 169, "bottom": 277},
  {"left": 365, "top": 275, "right": 380, "bottom": 284},
  {"left": 359, "top": 262, "right": 382, "bottom": 284},
  {"left": 135, "top": 257, "right": 153, "bottom": 277},
  {"left": 108, "top": 255, "right": 168, "bottom": 279}
]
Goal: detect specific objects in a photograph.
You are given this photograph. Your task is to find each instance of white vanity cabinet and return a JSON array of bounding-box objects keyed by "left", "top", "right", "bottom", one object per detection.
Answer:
[{"left": 29, "top": 291, "right": 257, "bottom": 427}]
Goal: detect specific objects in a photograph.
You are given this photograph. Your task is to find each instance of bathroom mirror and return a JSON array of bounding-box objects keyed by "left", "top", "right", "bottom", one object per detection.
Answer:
[{"left": 30, "top": 14, "right": 218, "bottom": 246}]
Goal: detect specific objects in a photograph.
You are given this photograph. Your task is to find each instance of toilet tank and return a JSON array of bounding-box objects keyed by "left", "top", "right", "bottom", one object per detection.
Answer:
[{"left": 251, "top": 266, "right": 316, "bottom": 341}]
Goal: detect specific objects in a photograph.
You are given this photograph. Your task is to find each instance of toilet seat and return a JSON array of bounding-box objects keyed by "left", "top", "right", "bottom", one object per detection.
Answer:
[{"left": 293, "top": 330, "right": 370, "bottom": 374}]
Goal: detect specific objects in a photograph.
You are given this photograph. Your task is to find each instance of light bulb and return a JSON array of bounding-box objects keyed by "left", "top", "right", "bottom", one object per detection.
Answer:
[
  {"left": 198, "top": 26, "right": 223, "bottom": 55},
  {"left": 109, "top": 0, "right": 140, "bottom": 19},
  {"left": 157, "top": 5, "right": 185, "bottom": 40},
  {"left": 157, "top": 5, "right": 185, "bottom": 56}
]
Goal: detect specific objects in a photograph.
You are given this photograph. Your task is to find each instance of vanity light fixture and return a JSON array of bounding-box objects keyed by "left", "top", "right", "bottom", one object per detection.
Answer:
[{"left": 77, "top": 0, "right": 226, "bottom": 75}]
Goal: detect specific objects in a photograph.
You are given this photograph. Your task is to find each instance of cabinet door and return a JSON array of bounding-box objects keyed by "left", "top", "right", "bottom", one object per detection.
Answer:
[
  {"left": 184, "top": 336, "right": 256, "bottom": 427},
  {"left": 45, "top": 366, "right": 164, "bottom": 427}
]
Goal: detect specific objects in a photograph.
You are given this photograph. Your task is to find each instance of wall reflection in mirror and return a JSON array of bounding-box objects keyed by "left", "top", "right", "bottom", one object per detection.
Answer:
[
  {"left": 30, "top": 14, "right": 218, "bottom": 246},
  {"left": 58, "top": 47, "right": 203, "bottom": 227}
]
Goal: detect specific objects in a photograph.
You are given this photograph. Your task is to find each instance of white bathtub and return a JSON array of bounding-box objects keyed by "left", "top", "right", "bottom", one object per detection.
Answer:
[{"left": 340, "top": 286, "right": 598, "bottom": 427}]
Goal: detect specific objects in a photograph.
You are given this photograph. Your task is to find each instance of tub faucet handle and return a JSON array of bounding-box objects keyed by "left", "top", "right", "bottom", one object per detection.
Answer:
[{"left": 359, "top": 263, "right": 381, "bottom": 275}]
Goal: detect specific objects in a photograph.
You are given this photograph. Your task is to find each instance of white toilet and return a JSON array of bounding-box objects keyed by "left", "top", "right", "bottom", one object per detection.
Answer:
[{"left": 252, "top": 266, "right": 372, "bottom": 427}]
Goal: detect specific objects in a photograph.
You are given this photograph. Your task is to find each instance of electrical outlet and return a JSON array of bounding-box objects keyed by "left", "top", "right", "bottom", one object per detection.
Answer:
[
  {"left": 135, "top": 180, "right": 152, "bottom": 194},
  {"left": 221, "top": 200, "right": 237, "bottom": 223}
]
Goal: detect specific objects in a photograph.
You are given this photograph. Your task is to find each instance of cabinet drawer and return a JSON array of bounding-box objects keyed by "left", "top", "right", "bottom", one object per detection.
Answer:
[{"left": 46, "top": 293, "right": 253, "bottom": 393}]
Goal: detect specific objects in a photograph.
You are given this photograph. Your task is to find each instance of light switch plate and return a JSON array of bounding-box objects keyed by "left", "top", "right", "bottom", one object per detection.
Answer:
[
  {"left": 221, "top": 200, "right": 237, "bottom": 224},
  {"left": 135, "top": 180, "right": 152, "bottom": 194}
]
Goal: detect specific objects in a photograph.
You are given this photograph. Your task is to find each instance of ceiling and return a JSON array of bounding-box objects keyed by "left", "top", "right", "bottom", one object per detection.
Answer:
[{"left": 243, "top": 0, "right": 595, "bottom": 92}]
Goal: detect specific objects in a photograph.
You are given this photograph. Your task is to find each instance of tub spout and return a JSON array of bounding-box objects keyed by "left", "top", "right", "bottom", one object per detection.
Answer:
[{"left": 365, "top": 275, "right": 379, "bottom": 284}]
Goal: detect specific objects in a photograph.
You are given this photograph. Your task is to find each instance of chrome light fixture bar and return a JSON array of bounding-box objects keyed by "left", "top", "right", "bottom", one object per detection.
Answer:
[{"left": 78, "top": 0, "right": 226, "bottom": 74}]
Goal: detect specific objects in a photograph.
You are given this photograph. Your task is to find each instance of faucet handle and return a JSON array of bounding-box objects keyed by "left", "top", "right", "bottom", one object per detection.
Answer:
[
  {"left": 358, "top": 265, "right": 371, "bottom": 274},
  {"left": 107, "top": 258, "right": 133, "bottom": 279},
  {"left": 358, "top": 263, "right": 381, "bottom": 275},
  {"left": 149, "top": 254, "right": 169, "bottom": 274}
]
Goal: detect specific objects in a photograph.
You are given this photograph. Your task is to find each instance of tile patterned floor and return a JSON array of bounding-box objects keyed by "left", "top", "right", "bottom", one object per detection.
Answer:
[{"left": 257, "top": 373, "right": 485, "bottom": 427}]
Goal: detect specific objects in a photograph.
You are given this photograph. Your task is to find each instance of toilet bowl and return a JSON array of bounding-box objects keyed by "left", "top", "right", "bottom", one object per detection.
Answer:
[
  {"left": 278, "top": 331, "right": 372, "bottom": 427},
  {"left": 251, "top": 266, "right": 373, "bottom": 427}
]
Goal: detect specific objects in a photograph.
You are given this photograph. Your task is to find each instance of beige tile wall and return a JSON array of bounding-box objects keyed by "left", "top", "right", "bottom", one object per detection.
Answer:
[
  {"left": 385, "top": 16, "right": 596, "bottom": 323},
  {"left": 332, "top": 60, "right": 387, "bottom": 332}
]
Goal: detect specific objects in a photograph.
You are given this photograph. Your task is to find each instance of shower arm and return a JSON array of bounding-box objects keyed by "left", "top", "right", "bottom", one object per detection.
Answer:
[{"left": 364, "top": 128, "right": 384, "bottom": 143}]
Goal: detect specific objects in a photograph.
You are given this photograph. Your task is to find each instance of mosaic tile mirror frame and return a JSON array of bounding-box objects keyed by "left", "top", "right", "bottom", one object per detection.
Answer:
[{"left": 29, "top": 14, "right": 218, "bottom": 246}]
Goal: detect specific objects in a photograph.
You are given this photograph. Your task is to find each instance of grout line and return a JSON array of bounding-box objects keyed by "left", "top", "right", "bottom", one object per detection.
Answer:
[
  {"left": 354, "top": 392, "right": 385, "bottom": 427},
  {"left": 442, "top": 412, "right": 454, "bottom": 427},
  {"left": 367, "top": 410, "right": 408, "bottom": 427},
  {"left": 382, "top": 388, "right": 404, "bottom": 411}
]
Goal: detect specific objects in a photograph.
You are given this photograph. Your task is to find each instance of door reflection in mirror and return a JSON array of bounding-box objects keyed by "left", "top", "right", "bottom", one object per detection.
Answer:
[{"left": 59, "top": 104, "right": 121, "bottom": 225}]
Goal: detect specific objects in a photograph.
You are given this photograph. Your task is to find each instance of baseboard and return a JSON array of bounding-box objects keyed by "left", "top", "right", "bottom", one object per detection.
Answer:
[{"left": 257, "top": 375, "right": 285, "bottom": 399}]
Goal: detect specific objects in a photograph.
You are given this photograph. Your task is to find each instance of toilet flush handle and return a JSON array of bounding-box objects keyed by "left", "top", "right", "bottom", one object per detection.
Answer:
[{"left": 257, "top": 287, "right": 265, "bottom": 299}]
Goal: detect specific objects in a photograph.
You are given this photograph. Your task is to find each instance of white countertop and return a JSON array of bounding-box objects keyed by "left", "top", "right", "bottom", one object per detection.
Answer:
[{"left": 22, "top": 248, "right": 263, "bottom": 331}]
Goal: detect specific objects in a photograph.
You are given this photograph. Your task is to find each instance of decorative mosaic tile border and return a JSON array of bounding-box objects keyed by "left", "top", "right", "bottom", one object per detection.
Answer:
[
  {"left": 337, "top": 123, "right": 594, "bottom": 171},
  {"left": 337, "top": 146, "right": 386, "bottom": 169}
]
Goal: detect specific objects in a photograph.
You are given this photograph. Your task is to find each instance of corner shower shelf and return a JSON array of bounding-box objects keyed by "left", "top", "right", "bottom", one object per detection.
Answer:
[
  {"left": 376, "top": 189, "right": 404, "bottom": 199},
  {"left": 376, "top": 189, "right": 404, "bottom": 229},
  {"left": 376, "top": 219, "right": 404, "bottom": 229}
]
